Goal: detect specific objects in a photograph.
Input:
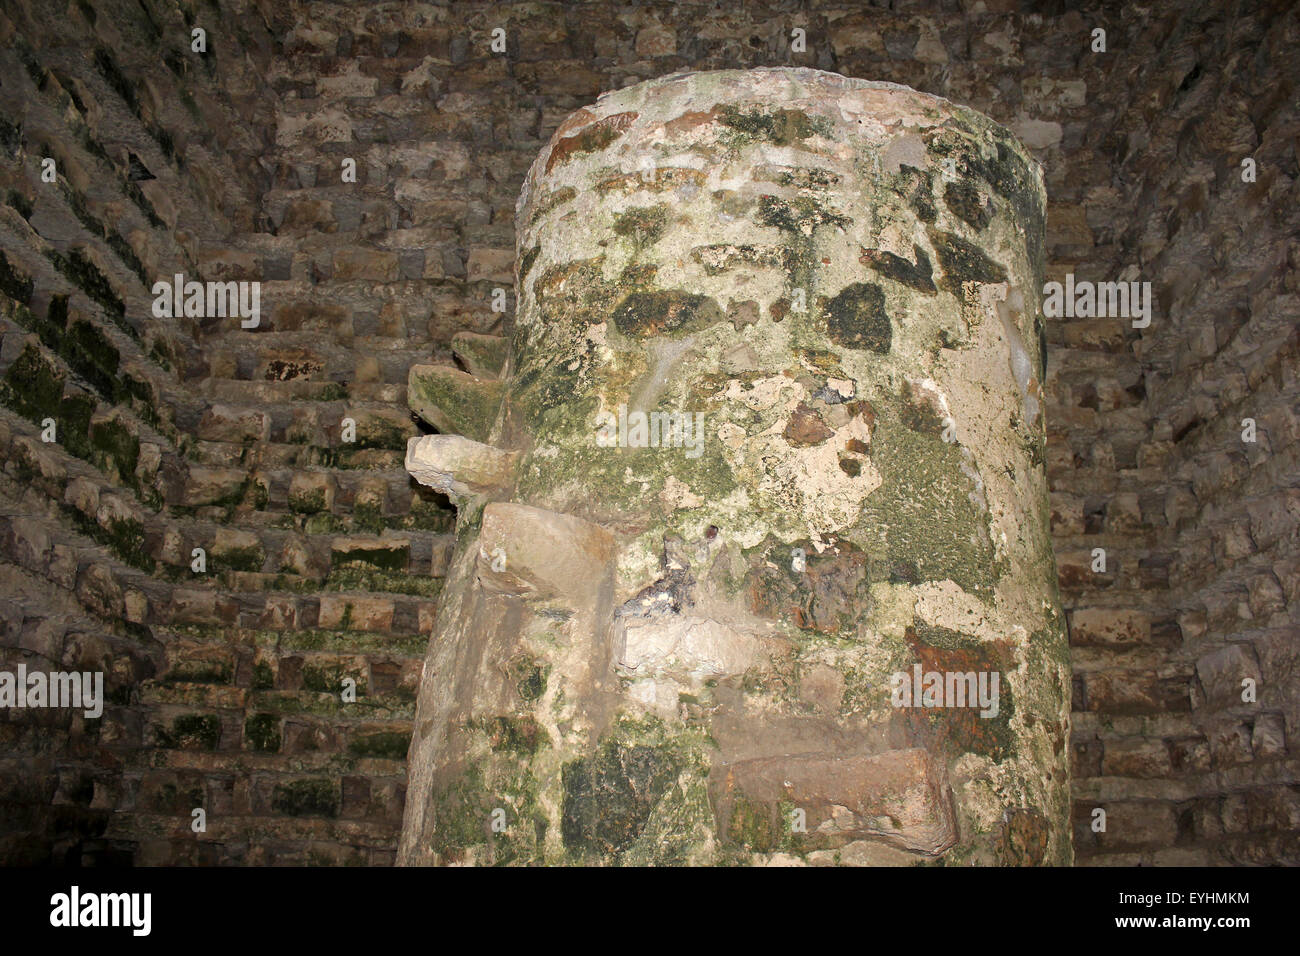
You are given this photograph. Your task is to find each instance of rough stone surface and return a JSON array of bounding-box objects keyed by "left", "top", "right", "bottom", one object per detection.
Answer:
[{"left": 399, "top": 68, "right": 1071, "bottom": 867}]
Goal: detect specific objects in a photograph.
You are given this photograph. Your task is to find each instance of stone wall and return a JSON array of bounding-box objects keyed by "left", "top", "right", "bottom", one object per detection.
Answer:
[{"left": 0, "top": 0, "right": 1295, "bottom": 865}]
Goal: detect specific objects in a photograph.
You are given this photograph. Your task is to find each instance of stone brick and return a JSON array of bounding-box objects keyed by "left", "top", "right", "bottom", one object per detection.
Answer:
[
  {"left": 288, "top": 472, "right": 336, "bottom": 515},
  {"left": 1083, "top": 671, "right": 1189, "bottom": 715},
  {"left": 181, "top": 468, "right": 249, "bottom": 507},
  {"left": 1100, "top": 738, "right": 1171, "bottom": 778},
  {"left": 1207, "top": 719, "right": 1254, "bottom": 768},
  {"left": 718, "top": 748, "right": 957, "bottom": 856},
  {"left": 1096, "top": 801, "right": 1178, "bottom": 849},
  {"left": 212, "top": 529, "right": 265, "bottom": 573},
  {"left": 332, "top": 248, "right": 399, "bottom": 281},
  {"left": 1069, "top": 607, "right": 1152, "bottom": 648},
  {"left": 318, "top": 595, "right": 395, "bottom": 632},
  {"left": 464, "top": 247, "right": 514, "bottom": 282},
  {"left": 197, "top": 405, "right": 269, "bottom": 443},
  {"left": 1251, "top": 713, "right": 1287, "bottom": 758},
  {"left": 1195, "top": 643, "right": 1261, "bottom": 710}
]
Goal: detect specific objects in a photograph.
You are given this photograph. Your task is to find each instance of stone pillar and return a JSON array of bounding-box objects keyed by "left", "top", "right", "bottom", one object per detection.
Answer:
[{"left": 399, "top": 68, "right": 1070, "bottom": 866}]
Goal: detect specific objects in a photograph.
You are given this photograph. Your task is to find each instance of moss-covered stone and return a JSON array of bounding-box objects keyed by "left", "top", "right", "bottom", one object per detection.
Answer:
[
  {"left": 244, "top": 712, "right": 281, "bottom": 752},
  {"left": 929, "top": 228, "right": 1008, "bottom": 292},
  {"left": 3, "top": 342, "right": 63, "bottom": 421},
  {"left": 271, "top": 779, "right": 339, "bottom": 817},
  {"left": 725, "top": 794, "right": 778, "bottom": 852},
  {"left": 45, "top": 248, "right": 129, "bottom": 330},
  {"left": 610, "top": 290, "right": 725, "bottom": 338},
  {"left": 325, "top": 566, "right": 442, "bottom": 598},
  {"left": 509, "top": 657, "right": 549, "bottom": 702},
  {"left": 301, "top": 661, "right": 365, "bottom": 696},
  {"left": 856, "top": 416, "right": 1000, "bottom": 592},
  {"left": 288, "top": 488, "right": 328, "bottom": 514},
  {"left": 486, "top": 715, "right": 546, "bottom": 756},
  {"left": 824, "top": 282, "right": 892, "bottom": 353},
  {"left": 943, "top": 180, "right": 992, "bottom": 230},
  {"left": 330, "top": 542, "right": 409, "bottom": 573},
  {"left": 251, "top": 661, "right": 275, "bottom": 690},
  {"left": 102, "top": 517, "right": 152, "bottom": 571},
  {"left": 612, "top": 205, "right": 669, "bottom": 247},
  {"left": 405, "top": 70, "right": 1066, "bottom": 867},
  {"left": 408, "top": 366, "right": 502, "bottom": 442},
  {"left": 859, "top": 245, "right": 937, "bottom": 294},
  {"left": 0, "top": 250, "right": 33, "bottom": 304},
  {"left": 561, "top": 740, "right": 678, "bottom": 858},
  {"left": 718, "top": 105, "right": 831, "bottom": 147},
  {"left": 348, "top": 730, "right": 411, "bottom": 760},
  {"left": 925, "top": 130, "right": 1044, "bottom": 273},
  {"left": 66, "top": 318, "right": 123, "bottom": 402},
  {"left": 89, "top": 416, "right": 139, "bottom": 485},
  {"left": 156, "top": 713, "right": 221, "bottom": 750},
  {"left": 212, "top": 544, "right": 265, "bottom": 574},
  {"left": 755, "top": 194, "right": 850, "bottom": 236}
]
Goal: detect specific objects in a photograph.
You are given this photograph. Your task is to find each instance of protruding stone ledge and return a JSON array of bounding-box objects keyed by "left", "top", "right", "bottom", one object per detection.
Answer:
[
  {"left": 450, "top": 332, "right": 509, "bottom": 379},
  {"left": 407, "top": 365, "right": 502, "bottom": 442},
  {"left": 405, "top": 435, "right": 517, "bottom": 503}
]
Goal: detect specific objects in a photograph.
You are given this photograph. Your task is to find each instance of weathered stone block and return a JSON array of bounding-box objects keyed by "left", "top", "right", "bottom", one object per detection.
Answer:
[
  {"left": 405, "top": 435, "right": 517, "bottom": 502},
  {"left": 476, "top": 502, "right": 615, "bottom": 600},
  {"left": 288, "top": 472, "right": 336, "bottom": 514},
  {"left": 1069, "top": 607, "right": 1152, "bottom": 648},
  {"left": 318, "top": 595, "right": 395, "bottom": 632},
  {"left": 1195, "top": 643, "right": 1261, "bottom": 710},
  {"left": 716, "top": 748, "right": 957, "bottom": 856},
  {"left": 197, "top": 405, "right": 269, "bottom": 443}
]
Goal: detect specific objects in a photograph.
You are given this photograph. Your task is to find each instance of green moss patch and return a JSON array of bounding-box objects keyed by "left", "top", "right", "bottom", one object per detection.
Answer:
[
  {"left": 859, "top": 245, "right": 936, "bottom": 294},
  {"left": 271, "top": 778, "right": 339, "bottom": 818},
  {"left": 486, "top": 715, "right": 546, "bottom": 756},
  {"left": 330, "top": 542, "right": 409, "bottom": 573},
  {"left": 856, "top": 417, "right": 1000, "bottom": 593},
  {"left": 755, "top": 195, "right": 850, "bottom": 236},
  {"left": 155, "top": 713, "right": 221, "bottom": 750},
  {"left": 929, "top": 229, "right": 1008, "bottom": 293},
  {"left": 45, "top": 248, "right": 130, "bottom": 333},
  {"left": 612, "top": 205, "right": 669, "bottom": 247},
  {"left": 348, "top": 730, "right": 411, "bottom": 760},
  {"left": 610, "top": 290, "right": 724, "bottom": 337},
  {"left": 943, "top": 180, "right": 992, "bottom": 230},
  {"left": 561, "top": 740, "right": 678, "bottom": 858},
  {"left": 244, "top": 712, "right": 281, "bottom": 752},
  {"left": 0, "top": 250, "right": 33, "bottom": 304},
  {"left": 718, "top": 106, "right": 831, "bottom": 147}
]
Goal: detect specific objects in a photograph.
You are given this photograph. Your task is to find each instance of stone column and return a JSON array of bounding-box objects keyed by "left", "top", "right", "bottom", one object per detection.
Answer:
[{"left": 400, "top": 68, "right": 1070, "bottom": 866}]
